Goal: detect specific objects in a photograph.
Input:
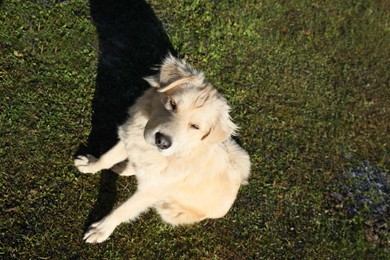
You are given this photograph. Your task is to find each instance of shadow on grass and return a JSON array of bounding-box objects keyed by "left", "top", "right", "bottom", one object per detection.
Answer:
[{"left": 75, "top": 0, "right": 175, "bottom": 231}]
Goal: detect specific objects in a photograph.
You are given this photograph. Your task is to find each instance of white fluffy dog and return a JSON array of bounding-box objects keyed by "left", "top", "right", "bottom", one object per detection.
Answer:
[{"left": 75, "top": 55, "right": 250, "bottom": 243}]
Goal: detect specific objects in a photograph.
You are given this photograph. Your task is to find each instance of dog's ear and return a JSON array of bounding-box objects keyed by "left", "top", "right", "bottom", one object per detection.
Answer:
[
  {"left": 144, "top": 73, "right": 160, "bottom": 88},
  {"left": 144, "top": 53, "right": 204, "bottom": 93},
  {"left": 206, "top": 103, "right": 238, "bottom": 143}
]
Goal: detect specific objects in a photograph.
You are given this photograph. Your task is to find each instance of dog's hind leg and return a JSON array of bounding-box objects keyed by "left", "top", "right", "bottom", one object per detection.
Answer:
[
  {"left": 75, "top": 141, "right": 128, "bottom": 174},
  {"left": 83, "top": 190, "right": 156, "bottom": 243},
  {"left": 156, "top": 202, "right": 205, "bottom": 225},
  {"left": 110, "top": 160, "right": 135, "bottom": 176}
]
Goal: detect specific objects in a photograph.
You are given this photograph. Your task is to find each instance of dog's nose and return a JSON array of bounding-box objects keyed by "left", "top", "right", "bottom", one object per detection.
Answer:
[{"left": 155, "top": 132, "right": 172, "bottom": 150}]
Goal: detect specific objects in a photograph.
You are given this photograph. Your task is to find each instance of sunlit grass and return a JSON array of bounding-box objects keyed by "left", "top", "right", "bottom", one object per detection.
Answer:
[{"left": 1, "top": 0, "right": 389, "bottom": 258}]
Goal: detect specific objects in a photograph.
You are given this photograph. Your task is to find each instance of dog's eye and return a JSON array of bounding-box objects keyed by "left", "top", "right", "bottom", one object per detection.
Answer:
[
  {"left": 169, "top": 98, "right": 177, "bottom": 111},
  {"left": 190, "top": 124, "right": 200, "bottom": 130}
]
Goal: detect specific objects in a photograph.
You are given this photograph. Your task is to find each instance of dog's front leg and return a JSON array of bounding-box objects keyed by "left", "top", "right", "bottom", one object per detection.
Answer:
[
  {"left": 74, "top": 141, "right": 128, "bottom": 174},
  {"left": 83, "top": 190, "right": 157, "bottom": 243}
]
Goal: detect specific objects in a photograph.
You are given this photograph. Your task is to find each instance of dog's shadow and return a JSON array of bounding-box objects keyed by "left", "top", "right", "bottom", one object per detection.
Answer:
[{"left": 75, "top": 0, "right": 176, "bottom": 230}]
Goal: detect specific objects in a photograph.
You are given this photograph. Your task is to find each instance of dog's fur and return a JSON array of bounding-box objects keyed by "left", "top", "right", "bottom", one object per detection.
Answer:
[{"left": 75, "top": 55, "right": 250, "bottom": 243}]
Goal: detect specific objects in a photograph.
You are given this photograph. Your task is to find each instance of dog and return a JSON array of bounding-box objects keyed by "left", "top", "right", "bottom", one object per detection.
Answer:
[{"left": 74, "top": 54, "right": 250, "bottom": 243}]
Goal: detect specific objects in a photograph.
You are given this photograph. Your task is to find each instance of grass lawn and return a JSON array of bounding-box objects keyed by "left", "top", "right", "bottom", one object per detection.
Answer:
[{"left": 1, "top": 0, "right": 389, "bottom": 258}]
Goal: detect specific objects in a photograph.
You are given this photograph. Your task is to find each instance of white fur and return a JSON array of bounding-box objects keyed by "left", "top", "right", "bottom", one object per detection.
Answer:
[{"left": 75, "top": 56, "right": 250, "bottom": 243}]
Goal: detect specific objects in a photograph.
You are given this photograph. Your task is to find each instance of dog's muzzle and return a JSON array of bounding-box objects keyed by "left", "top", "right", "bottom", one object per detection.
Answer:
[{"left": 155, "top": 132, "right": 172, "bottom": 150}]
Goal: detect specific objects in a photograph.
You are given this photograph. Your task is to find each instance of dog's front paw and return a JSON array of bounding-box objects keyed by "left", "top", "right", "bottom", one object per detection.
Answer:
[
  {"left": 74, "top": 154, "right": 99, "bottom": 174},
  {"left": 83, "top": 217, "right": 117, "bottom": 243}
]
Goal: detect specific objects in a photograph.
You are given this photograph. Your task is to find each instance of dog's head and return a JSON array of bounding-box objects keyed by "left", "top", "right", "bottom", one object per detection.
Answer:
[{"left": 143, "top": 54, "right": 237, "bottom": 156}]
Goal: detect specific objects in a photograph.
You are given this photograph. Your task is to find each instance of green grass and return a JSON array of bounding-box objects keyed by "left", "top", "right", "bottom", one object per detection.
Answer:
[{"left": 1, "top": 0, "right": 389, "bottom": 258}]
